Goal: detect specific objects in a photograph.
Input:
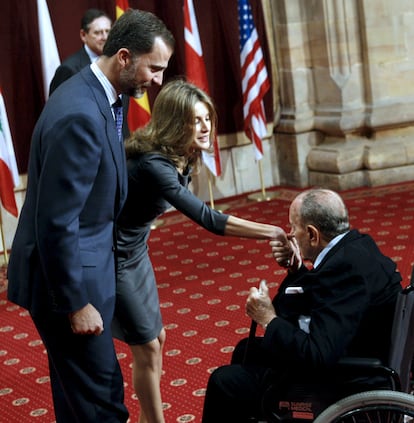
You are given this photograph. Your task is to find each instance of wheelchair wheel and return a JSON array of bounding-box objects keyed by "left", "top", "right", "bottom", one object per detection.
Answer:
[{"left": 313, "top": 390, "right": 414, "bottom": 423}]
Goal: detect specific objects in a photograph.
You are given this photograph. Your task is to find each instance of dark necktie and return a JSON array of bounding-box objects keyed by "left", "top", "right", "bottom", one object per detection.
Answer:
[{"left": 112, "top": 98, "right": 123, "bottom": 142}]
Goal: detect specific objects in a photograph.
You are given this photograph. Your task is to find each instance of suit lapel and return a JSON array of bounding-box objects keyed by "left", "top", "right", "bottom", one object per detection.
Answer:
[
  {"left": 316, "top": 230, "right": 359, "bottom": 269},
  {"left": 78, "top": 48, "right": 92, "bottom": 68},
  {"left": 79, "top": 67, "right": 128, "bottom": 213}
]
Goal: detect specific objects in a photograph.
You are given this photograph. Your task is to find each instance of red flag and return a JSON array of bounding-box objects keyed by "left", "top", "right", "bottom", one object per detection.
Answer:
[
  {"left": 184, "top": 0, "right": 222, "bottom": 177},
  {"left": 238, "top": 0, "right": 270, "bottom": 161},
  {"left": 115, "top": 0, "right": 129, "bottom": 13},
  {"left": 116, "top": 0, "right": 151, "bottom": 130},
  {"left": 37, "top": 0, "right": 60, "bottom": 100},
  {"left": 0, "top": 89, "right": 19, "bottom": 217}
]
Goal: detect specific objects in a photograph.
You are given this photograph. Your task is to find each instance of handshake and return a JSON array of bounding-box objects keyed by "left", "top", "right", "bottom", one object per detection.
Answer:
[{"left": 269, "top": 236, "right": 302, "bottom": 271}]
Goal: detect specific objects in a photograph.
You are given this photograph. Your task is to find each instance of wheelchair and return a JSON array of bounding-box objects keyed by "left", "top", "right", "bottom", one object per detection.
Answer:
[
  {"left": 251, "top": 277, "right": 414, "bottom": 423},
  {"left": 313, "top": 390, "right": 414, "bottom": 422}
]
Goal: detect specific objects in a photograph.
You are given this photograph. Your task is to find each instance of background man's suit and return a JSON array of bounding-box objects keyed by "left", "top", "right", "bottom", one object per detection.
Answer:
[
  {"left": 7, "top": 66, "right": 129, "bottom": 422},
  {"left": 49, "top": 47, "right": 91, "bottom": 95}
]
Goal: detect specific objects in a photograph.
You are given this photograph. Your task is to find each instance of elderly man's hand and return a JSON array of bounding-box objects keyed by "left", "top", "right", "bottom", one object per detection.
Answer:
[{"left": 246, "top": 281, "right": 276, "bottom": 329}]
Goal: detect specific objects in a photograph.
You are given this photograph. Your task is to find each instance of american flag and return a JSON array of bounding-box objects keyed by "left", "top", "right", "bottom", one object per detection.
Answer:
[
  {"left": 238, "top": 0, "right": 270, "bottom": 161},
  {"left": 184, "top": 0, "right": 222, "bottom": 176}
]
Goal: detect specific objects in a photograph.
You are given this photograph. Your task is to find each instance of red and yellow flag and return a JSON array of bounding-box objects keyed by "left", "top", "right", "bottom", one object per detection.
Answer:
[{"left": 116, "top": 0, "right": 151, "bottom": 130}]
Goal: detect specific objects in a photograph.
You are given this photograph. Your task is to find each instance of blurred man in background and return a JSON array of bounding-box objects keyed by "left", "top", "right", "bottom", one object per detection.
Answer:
[{"left": 49, "top": 8, "right": 112, "bottom": 95}]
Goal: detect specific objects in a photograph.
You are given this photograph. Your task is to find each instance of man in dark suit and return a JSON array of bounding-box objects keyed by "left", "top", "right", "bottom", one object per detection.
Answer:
[
  {"left": 202, "top": 188, "right": 402, "bottom": 422},
  {"left": 49, "top": 9, "right": 111, "bottom": 95},
  {"left": 49, "top": 8, "right": 130, "bottom": 139},
  {"left": 7, "top": 9, "right": 175, "bottom": 423}
]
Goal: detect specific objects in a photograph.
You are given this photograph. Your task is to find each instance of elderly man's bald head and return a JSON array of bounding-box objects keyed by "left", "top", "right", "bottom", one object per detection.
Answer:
[{"left": 292, "top": 188, "right": 350, "bottom": 241}]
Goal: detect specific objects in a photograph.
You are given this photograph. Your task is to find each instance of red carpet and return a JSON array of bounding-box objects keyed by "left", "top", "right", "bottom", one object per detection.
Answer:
[{"left": 1, "top": 182, "right": 414, "bottom": 422}]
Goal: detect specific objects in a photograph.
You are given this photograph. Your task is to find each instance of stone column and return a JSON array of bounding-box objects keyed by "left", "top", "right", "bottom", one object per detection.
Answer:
[{"left": 270, "top": 0, "right": 414, "bottom": 190}]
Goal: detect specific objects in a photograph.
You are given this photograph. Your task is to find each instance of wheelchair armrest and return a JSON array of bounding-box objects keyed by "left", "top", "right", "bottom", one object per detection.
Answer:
[
  {"left": 336, "top": 357, "right": 383, "bottom": 369},
  {"left": 335, "top": 357, "right": 401, "bottom": 391}
]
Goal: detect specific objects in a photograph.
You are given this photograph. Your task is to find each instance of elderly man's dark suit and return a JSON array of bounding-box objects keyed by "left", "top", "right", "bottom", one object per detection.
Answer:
[
  {"left": 8, "top": 66, "right": 129, "bottom": 422},
  {"left": 202, "top": 229, "right": 402, "bottom": 422}
]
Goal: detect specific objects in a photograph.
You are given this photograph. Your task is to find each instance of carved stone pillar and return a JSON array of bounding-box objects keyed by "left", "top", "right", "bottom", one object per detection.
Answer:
[{"left": 269, "top": 0, "right": 414, "bottom": 189}]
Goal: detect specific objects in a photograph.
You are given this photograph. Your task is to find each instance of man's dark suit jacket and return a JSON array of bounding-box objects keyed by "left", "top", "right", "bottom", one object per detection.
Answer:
[
  {"left": 49, "top": 47, "right": 130, "bottom": 138},
  {"left": 263, "top": 229, "right": 402, "bottom": 372},
  {"left": 8, "top": 65, "right": 128, "bottom": 316},
  {"left": 7, "top": 66, "right": 129, "bottom": 421}
]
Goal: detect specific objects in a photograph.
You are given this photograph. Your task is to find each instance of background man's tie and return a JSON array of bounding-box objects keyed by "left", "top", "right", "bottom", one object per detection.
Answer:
[{"left": 112, "top": 98, "right": 123, "bottom": 142}]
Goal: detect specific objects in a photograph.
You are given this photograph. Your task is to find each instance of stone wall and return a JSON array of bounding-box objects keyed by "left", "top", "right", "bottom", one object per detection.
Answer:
[{"left": 269, "top": 0, "right": 414, "bottom": 189}]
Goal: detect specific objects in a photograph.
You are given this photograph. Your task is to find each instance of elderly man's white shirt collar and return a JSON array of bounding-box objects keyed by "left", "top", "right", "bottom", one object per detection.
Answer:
[{"left": 313, "top": 231, "right": 349, "bottom": 269}]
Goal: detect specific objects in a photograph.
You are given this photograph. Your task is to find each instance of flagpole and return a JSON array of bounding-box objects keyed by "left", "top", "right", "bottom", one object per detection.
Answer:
[
  {"left": 247, "top": 161, "right": 278, "bottom": 202},
  {"left": 247, "top": 134, "right": 279, "bottom": 202},
  {"left": 0, "top": 208, "right": 8, "bottom": 264},
  {"left": 207, "top": 171, "right": 215, "bottom": 209},
  {"left": 151, "top": 218, "right": 164, "bottom": 230},
  {"left": 207, "top": 170, "right": 229, "bottom": 212}
]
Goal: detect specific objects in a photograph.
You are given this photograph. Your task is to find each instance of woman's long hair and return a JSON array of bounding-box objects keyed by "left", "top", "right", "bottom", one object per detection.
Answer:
[{"left": 125, "top": 78, "right": 217, "bottom": 172}]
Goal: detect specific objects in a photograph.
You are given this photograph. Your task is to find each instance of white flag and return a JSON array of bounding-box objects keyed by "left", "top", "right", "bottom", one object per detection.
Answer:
[
  {"left": 0, "top": 90, "right": 19, "bottom": 217},
  {"left": 37, "top": 0, "right": 60, "bottom": 100}
]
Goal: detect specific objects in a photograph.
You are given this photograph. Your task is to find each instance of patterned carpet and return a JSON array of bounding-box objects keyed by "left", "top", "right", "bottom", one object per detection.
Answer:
[{"left": 1, "top": 182, "right": 414, "bottom": 422}]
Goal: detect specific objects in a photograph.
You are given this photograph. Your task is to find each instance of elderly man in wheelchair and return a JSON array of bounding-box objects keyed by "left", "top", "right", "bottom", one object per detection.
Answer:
[{"left": 202, "top": 188, "right": 413, "bottom": 423}]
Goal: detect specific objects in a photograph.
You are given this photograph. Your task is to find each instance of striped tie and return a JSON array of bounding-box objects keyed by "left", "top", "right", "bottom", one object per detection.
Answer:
[{"left": 112, "top": 98, "right": 123, "bottom": 142}]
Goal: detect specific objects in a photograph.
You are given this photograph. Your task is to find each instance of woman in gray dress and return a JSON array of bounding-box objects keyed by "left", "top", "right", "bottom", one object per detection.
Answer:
[{"left": 114, "top": 79, "right": 288, "bottom": 423}]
